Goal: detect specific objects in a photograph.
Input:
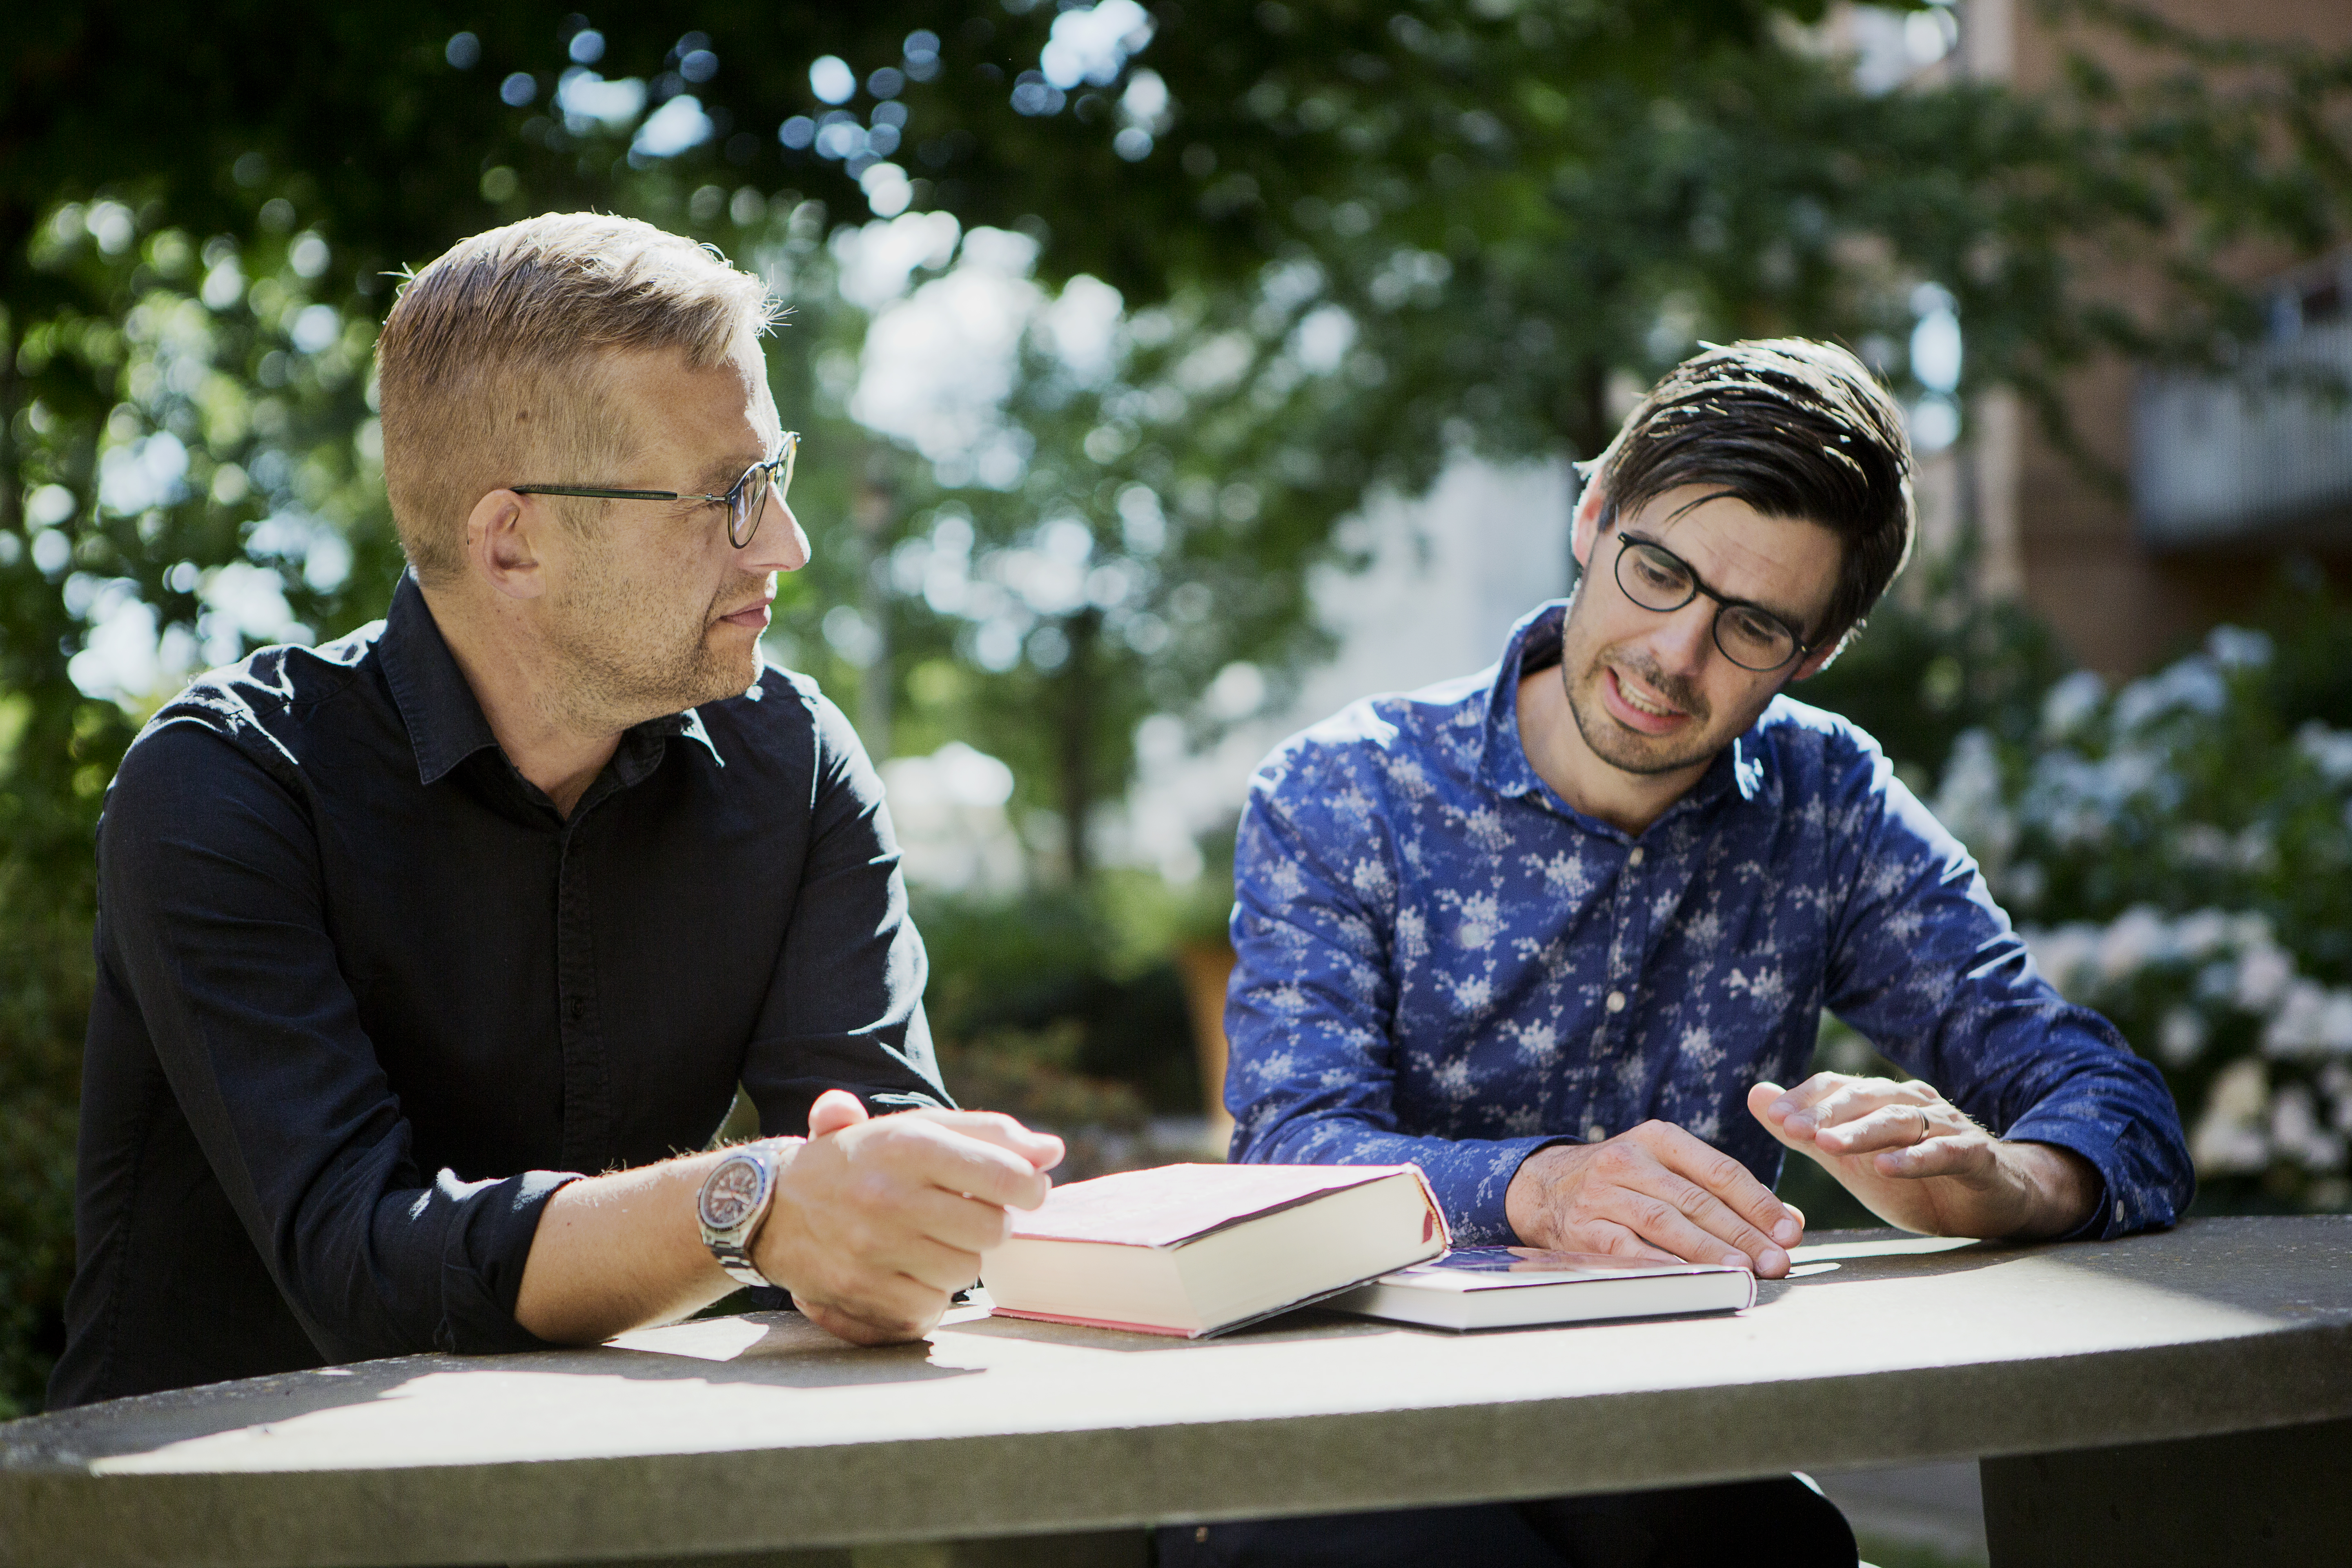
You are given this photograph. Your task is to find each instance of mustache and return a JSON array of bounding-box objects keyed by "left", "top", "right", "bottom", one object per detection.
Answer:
[
  {"left": 1609, "top": 651, "right": 1707, "bottom": 720},
  {"left": 709, "top": 571, "right": 774, "bottom": 618}
]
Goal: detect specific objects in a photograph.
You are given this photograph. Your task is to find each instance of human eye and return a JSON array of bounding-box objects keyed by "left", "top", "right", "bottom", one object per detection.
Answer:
[
  {"left": 1723, "top": 607, "right": 1792, "bottom": 659},
  {"left": 1629, "top": 545, "right": 1688, "bottom": 592}
]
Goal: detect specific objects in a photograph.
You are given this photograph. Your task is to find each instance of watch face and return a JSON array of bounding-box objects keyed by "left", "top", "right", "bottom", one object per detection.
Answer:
[{"left": 700, "top": 1154, "right": 766, "bottom": 1232}]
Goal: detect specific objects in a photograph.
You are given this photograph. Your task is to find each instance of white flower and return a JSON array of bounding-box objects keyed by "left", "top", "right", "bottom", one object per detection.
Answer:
[
  {"left": 2190, "top": 1058, "right": 2270, "bottom": 1174},
  {"left": 2158, "top": 1007, "right": 2207, "bottom": 1067},
  {"left": 2236, "top": 942, "right": 2296, "bottom": 1014},
  {"left": 2097, "top": 906, "right": 2171, "bottom": 983},
  {"left": 2038, "top": 670, "right": 2107, "bottom": 744},
  {"left": 2269, "top": 1084, "right": 2344, "bottom": 1171}
]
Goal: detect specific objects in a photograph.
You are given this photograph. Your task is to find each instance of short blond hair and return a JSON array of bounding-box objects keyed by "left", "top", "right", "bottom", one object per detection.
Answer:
[{"left": 376, "top": 213, "right": 780, "bottom": 582}]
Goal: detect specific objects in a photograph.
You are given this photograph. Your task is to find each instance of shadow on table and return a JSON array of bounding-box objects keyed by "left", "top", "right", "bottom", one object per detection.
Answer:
[
  {"left": 0, "top": 1313, "right": 972, "bottom": 1468},
  {"left": 941, "top": 1308, "right": 1400, "bottom": 1355}
]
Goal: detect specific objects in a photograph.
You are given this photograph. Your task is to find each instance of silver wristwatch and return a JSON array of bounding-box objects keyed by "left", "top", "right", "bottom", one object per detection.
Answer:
[{"left": 697, "top": 1139, "right": 786, "bottom": 1288}]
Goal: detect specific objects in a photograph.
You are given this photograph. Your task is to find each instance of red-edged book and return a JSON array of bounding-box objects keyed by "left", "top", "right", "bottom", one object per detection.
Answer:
[{"left": 980, "top": 1163, "right": 1450, "bottom": 1338}]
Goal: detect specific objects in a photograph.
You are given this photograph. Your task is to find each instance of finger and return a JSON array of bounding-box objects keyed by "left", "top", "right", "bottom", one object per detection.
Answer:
[
  {"left": 902, "top": 1109, "right": 1068, "bottom": 1173},
  {"left": 795, "top": 1254, "right": 952, "bottom": 1330},
  {"left": 1872, "top": 1132, "right": 1996, "bottom": 1182},
  {"left": 800, "top": 1292, "right": 940, "bottom": 1347},
  {"left": 890, "top": 1236, "right": 988, "bottom": 1296},
  {"left": 1785, "top": 1078, "right": 1923, "bottom": 1137},
  {"left": 1814, "top": 1102, "right": 1944, "bottom": 1156},
  {"left": 895, "top": 1185, "right": 1020, "bottom": 1256},
  {"left": 1607, "top": 1196, "right": 1762, "bottom": 1272},
  {"left": 1757, "top": 1073, "right": 1861, "bottom": 1124},
  {"left": 1572, "top": 1217, "right": 1690, "bottom": 1269},
  {"left": 1637, "top": 1121, "right": 1803, "bottom": 1250},
  {"left": 1593, "top": 1165, "right": 1784, "bottom": 1274},
  {"left": 807, "top": 1089, "right": 871, "bottom": 1138},
  {"left": 880, "top": 1121, "right": 1056, "bottom": 1209}
]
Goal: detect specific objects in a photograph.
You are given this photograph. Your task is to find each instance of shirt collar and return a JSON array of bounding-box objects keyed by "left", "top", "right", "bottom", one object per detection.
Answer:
[
  {"left": 376, "top": 571, "right": 726, "bottom": 789},
  {"left": 1477, "top": 598, "right": 1768, "bottom": 837}
]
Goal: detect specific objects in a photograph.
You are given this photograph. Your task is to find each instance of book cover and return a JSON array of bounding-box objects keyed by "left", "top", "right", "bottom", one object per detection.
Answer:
[
  {"left": 1327, "top": 1246, "right": 1756, "bottom": 1331},
  {"left": 1005, "top": 1162, "right": 1447, "bottom": 1250},
  {"left": 982, "top": 1163, "right": 1450, "bottom": 1337}
]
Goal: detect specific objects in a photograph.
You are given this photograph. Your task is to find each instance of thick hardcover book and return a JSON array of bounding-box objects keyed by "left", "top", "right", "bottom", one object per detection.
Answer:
[
  {"left": 981, "top": 1163, "right": 1450, "bottom": 1338},
  {"left": 1325, "top": 1246, "right": 1757, "bottom": 1331}
]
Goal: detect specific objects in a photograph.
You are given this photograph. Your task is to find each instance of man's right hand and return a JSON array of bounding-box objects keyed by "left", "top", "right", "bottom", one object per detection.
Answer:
[
  {"left": 756, "top": 1090, "right": 1065, "bottom": 1345},
  {"left": 1503, "top": 1121, "right": 1804, "bottom": 1278}
]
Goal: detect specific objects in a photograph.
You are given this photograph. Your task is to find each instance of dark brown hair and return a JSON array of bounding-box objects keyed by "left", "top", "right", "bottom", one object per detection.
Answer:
[{"left": 1582, "top": 338, "right": 1915, "bottom": 657}]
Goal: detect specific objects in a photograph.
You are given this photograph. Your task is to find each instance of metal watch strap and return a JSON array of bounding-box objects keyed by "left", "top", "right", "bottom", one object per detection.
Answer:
[{"left": 699, "top": 1140, "right": 784, "bottom": 1289}]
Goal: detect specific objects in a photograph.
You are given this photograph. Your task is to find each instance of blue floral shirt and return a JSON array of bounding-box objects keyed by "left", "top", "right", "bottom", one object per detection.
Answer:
[{"left": 1226, "top": 601, "right": 2193, "bottom": 1245}]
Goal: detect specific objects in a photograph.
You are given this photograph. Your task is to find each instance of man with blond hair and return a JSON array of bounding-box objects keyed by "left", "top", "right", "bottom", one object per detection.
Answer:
[{"left": 51, "top": 214, "right": 1060, "bottom": 1408}]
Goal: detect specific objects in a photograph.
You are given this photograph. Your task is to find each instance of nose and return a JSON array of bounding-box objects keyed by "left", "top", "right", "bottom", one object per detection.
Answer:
[
  {"left": 1644, "top": 597, "right": 1718, "bottom": 677},
  {"left": 740, "top": 491, "right": 811, "bottom": 574}
]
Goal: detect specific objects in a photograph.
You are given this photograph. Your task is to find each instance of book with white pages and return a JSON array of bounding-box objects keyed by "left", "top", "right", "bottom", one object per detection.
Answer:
[{"left": 1325, "top": 1246, "right": 1757, "bottom": 1331}]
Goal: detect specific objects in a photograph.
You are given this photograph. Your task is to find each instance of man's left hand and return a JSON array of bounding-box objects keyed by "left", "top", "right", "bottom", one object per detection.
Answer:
[{"left": 1747, "top": 1075, "right": 2100, "bottom": 1240}]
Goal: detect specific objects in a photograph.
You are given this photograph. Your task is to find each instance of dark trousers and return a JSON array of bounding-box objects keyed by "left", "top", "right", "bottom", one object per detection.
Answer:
[{"left": 1157, "top": 1474, "right": 1857, "bottom": 1568}]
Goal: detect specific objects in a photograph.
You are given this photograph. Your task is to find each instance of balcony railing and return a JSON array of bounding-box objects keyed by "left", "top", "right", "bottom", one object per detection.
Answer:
[{"left": 2134, "top": 261, "right": 2352, "bottom": 550}]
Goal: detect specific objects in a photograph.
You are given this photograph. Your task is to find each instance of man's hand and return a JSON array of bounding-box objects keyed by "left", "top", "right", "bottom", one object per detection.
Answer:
[
  {"left": 1747, "top": 1075, "right": 2098, "bottom": 1240},
  {"left": 1505, "top": 1121, "right": 1806, "bottom": 1278},
  {"left": 757, "top": 1090, "right": 1065, "bottom": 1346}
]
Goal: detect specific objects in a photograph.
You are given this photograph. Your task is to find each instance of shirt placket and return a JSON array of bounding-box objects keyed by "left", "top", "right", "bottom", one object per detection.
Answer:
[
  {"left": 553, "top": 803, "right": 615, "bottom": 1172},
  {"left": 1587, "top": 839, "right": 1654, "bottom": 1142}
]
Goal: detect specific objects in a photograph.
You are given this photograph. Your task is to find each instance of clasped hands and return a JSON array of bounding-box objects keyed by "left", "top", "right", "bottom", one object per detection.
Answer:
[
  {"left": 1503, "top": 1073, "right": 2101, "bottom": 1279},
  {"left": 754, "top": 1089, "right": 1063, "bottom": 1345}
]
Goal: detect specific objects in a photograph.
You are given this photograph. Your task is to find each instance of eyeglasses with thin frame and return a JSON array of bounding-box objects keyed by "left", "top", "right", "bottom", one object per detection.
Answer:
[
  {"left": 511, "top": 431, "right": 800, "bottom": 550},
  {"left": 1610, "top": 531, "right": 1814, "bottom": 673}
]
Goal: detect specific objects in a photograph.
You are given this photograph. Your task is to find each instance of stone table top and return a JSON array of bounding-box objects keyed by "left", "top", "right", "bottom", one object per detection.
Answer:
[{"left": 3, "top": 1217, "right": 2349, "bottom": 1567}]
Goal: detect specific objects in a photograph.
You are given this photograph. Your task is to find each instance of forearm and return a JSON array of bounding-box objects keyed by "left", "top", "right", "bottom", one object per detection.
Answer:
[{"left": 513, "top": 1150, "right": 744, "bottom": 1344}]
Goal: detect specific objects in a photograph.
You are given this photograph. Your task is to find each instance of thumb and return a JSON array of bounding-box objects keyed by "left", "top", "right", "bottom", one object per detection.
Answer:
[
  {"left": 1747, "top": 1082, "right": 1812, "bottom": 1152},
  {"left": 807, "top": 1089, "right": 871, "bottom": 1138}
]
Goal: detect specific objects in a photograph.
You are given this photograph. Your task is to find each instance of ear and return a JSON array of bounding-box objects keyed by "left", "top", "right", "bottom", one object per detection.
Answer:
[
  {"left": 1789, "top": 633, "right": 1843, "bottom": 683},
  {"left": 466, "top": 488, "right": 548, "bottom": 601},
  {"left": 1570, "top": 482, "right": 1608, "bottom": 572}
]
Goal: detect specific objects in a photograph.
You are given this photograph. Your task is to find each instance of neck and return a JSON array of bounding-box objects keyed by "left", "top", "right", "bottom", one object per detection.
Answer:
[
  {"left": 1514, "top": 664, "right": 1711, "bottom": 838},
  {"left": 417, "top": 581, "right": 623, "bottom": 818}
]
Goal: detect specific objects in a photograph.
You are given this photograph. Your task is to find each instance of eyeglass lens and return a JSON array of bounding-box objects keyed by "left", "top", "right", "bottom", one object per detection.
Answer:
[
  {"left": 727, "top": 435, "right": 798, "bottom": 549},
  {"left": 1615, "top": 540, "right": 1797, "bottom": 671}
]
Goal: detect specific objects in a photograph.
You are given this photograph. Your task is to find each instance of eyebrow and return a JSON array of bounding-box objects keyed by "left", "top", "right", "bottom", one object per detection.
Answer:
[{"left": 695, "top": 454, "right": 763, "bottom": 493}]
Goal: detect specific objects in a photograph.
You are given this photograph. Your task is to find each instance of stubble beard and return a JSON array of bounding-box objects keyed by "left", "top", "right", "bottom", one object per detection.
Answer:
[
  {"left": 1557, "top": 586, "right": 1728, "bottom": 778},
  {"left": 548, "top": 556, "right": 769, "bottom": 733}
]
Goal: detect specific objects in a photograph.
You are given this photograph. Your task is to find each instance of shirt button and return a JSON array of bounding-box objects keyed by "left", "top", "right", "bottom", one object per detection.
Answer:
[
  {"left": 1585, "top": 1123, "right": 1608, "bottom": 1143},
  {"left": 1605, "top": 990, "right": 1626, "bottom": 1013},
  {"left": 1627, "top": 847, "right": 1645, "bottom": 867}
]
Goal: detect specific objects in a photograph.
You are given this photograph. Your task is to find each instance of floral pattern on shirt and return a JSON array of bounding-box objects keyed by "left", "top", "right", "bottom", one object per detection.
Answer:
[{"left": 1227, "top": 601, "right": 2193, "bottom": 1245}]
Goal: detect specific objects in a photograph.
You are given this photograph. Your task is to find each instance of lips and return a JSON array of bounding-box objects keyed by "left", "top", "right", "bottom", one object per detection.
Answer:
[
  {"left": 718, "top": 599, "right": 772, "bottom": 630},
  {"left": 1600, "top": 665, "right": 1691, "bottom": 735}
]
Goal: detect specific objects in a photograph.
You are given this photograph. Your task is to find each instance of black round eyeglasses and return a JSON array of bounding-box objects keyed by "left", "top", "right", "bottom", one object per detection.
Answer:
[
  {"left": 1611, "top": 533, "right": 1814, "bottom": 673},
  {"left": 512, "top": 431, "right": 799, "bottom": 550}
]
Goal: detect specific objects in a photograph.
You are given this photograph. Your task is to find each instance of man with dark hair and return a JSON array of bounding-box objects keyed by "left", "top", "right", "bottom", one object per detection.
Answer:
[{"left": 1172, "top": 339, "right": 2192, "bottom": 1565}]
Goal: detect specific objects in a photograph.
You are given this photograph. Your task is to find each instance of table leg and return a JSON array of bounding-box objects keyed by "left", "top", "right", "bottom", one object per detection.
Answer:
[{"left": 1980, "top": 1416, "right": 2352, "bottom": 1567}]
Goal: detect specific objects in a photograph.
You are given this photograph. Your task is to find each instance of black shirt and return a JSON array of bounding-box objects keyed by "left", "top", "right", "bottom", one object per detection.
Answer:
[{"left": 50, "top": 573, "right": 948, "bottom": 1408}]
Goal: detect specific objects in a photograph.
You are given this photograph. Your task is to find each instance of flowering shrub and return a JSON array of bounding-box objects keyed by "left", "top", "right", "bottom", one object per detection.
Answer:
[{"left": 1929, "top": 626, "right": 2352, "bottom": 1208}]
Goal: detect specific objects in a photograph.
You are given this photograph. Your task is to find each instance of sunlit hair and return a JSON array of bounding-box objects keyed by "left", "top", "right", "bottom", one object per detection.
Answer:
[
  {"left": 375, "top": 212, "right": 781, "bottom": 583},
  {"left": 1580, "top": 339, "right": 1915, "bottom": 660}
]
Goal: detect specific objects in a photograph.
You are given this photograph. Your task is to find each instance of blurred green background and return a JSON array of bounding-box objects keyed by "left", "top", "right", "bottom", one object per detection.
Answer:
[{"left": 3, "top": 0, "right": 2350, "bottom": 1415}]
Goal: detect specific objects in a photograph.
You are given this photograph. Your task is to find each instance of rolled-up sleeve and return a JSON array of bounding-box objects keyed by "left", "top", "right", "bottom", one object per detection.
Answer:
[
  {"left": 1821, "top": 750, "right": 2196, "bottom": 1238},
  {"left": 98, "top": 722, "right": 572, "bottom": 1361}
]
